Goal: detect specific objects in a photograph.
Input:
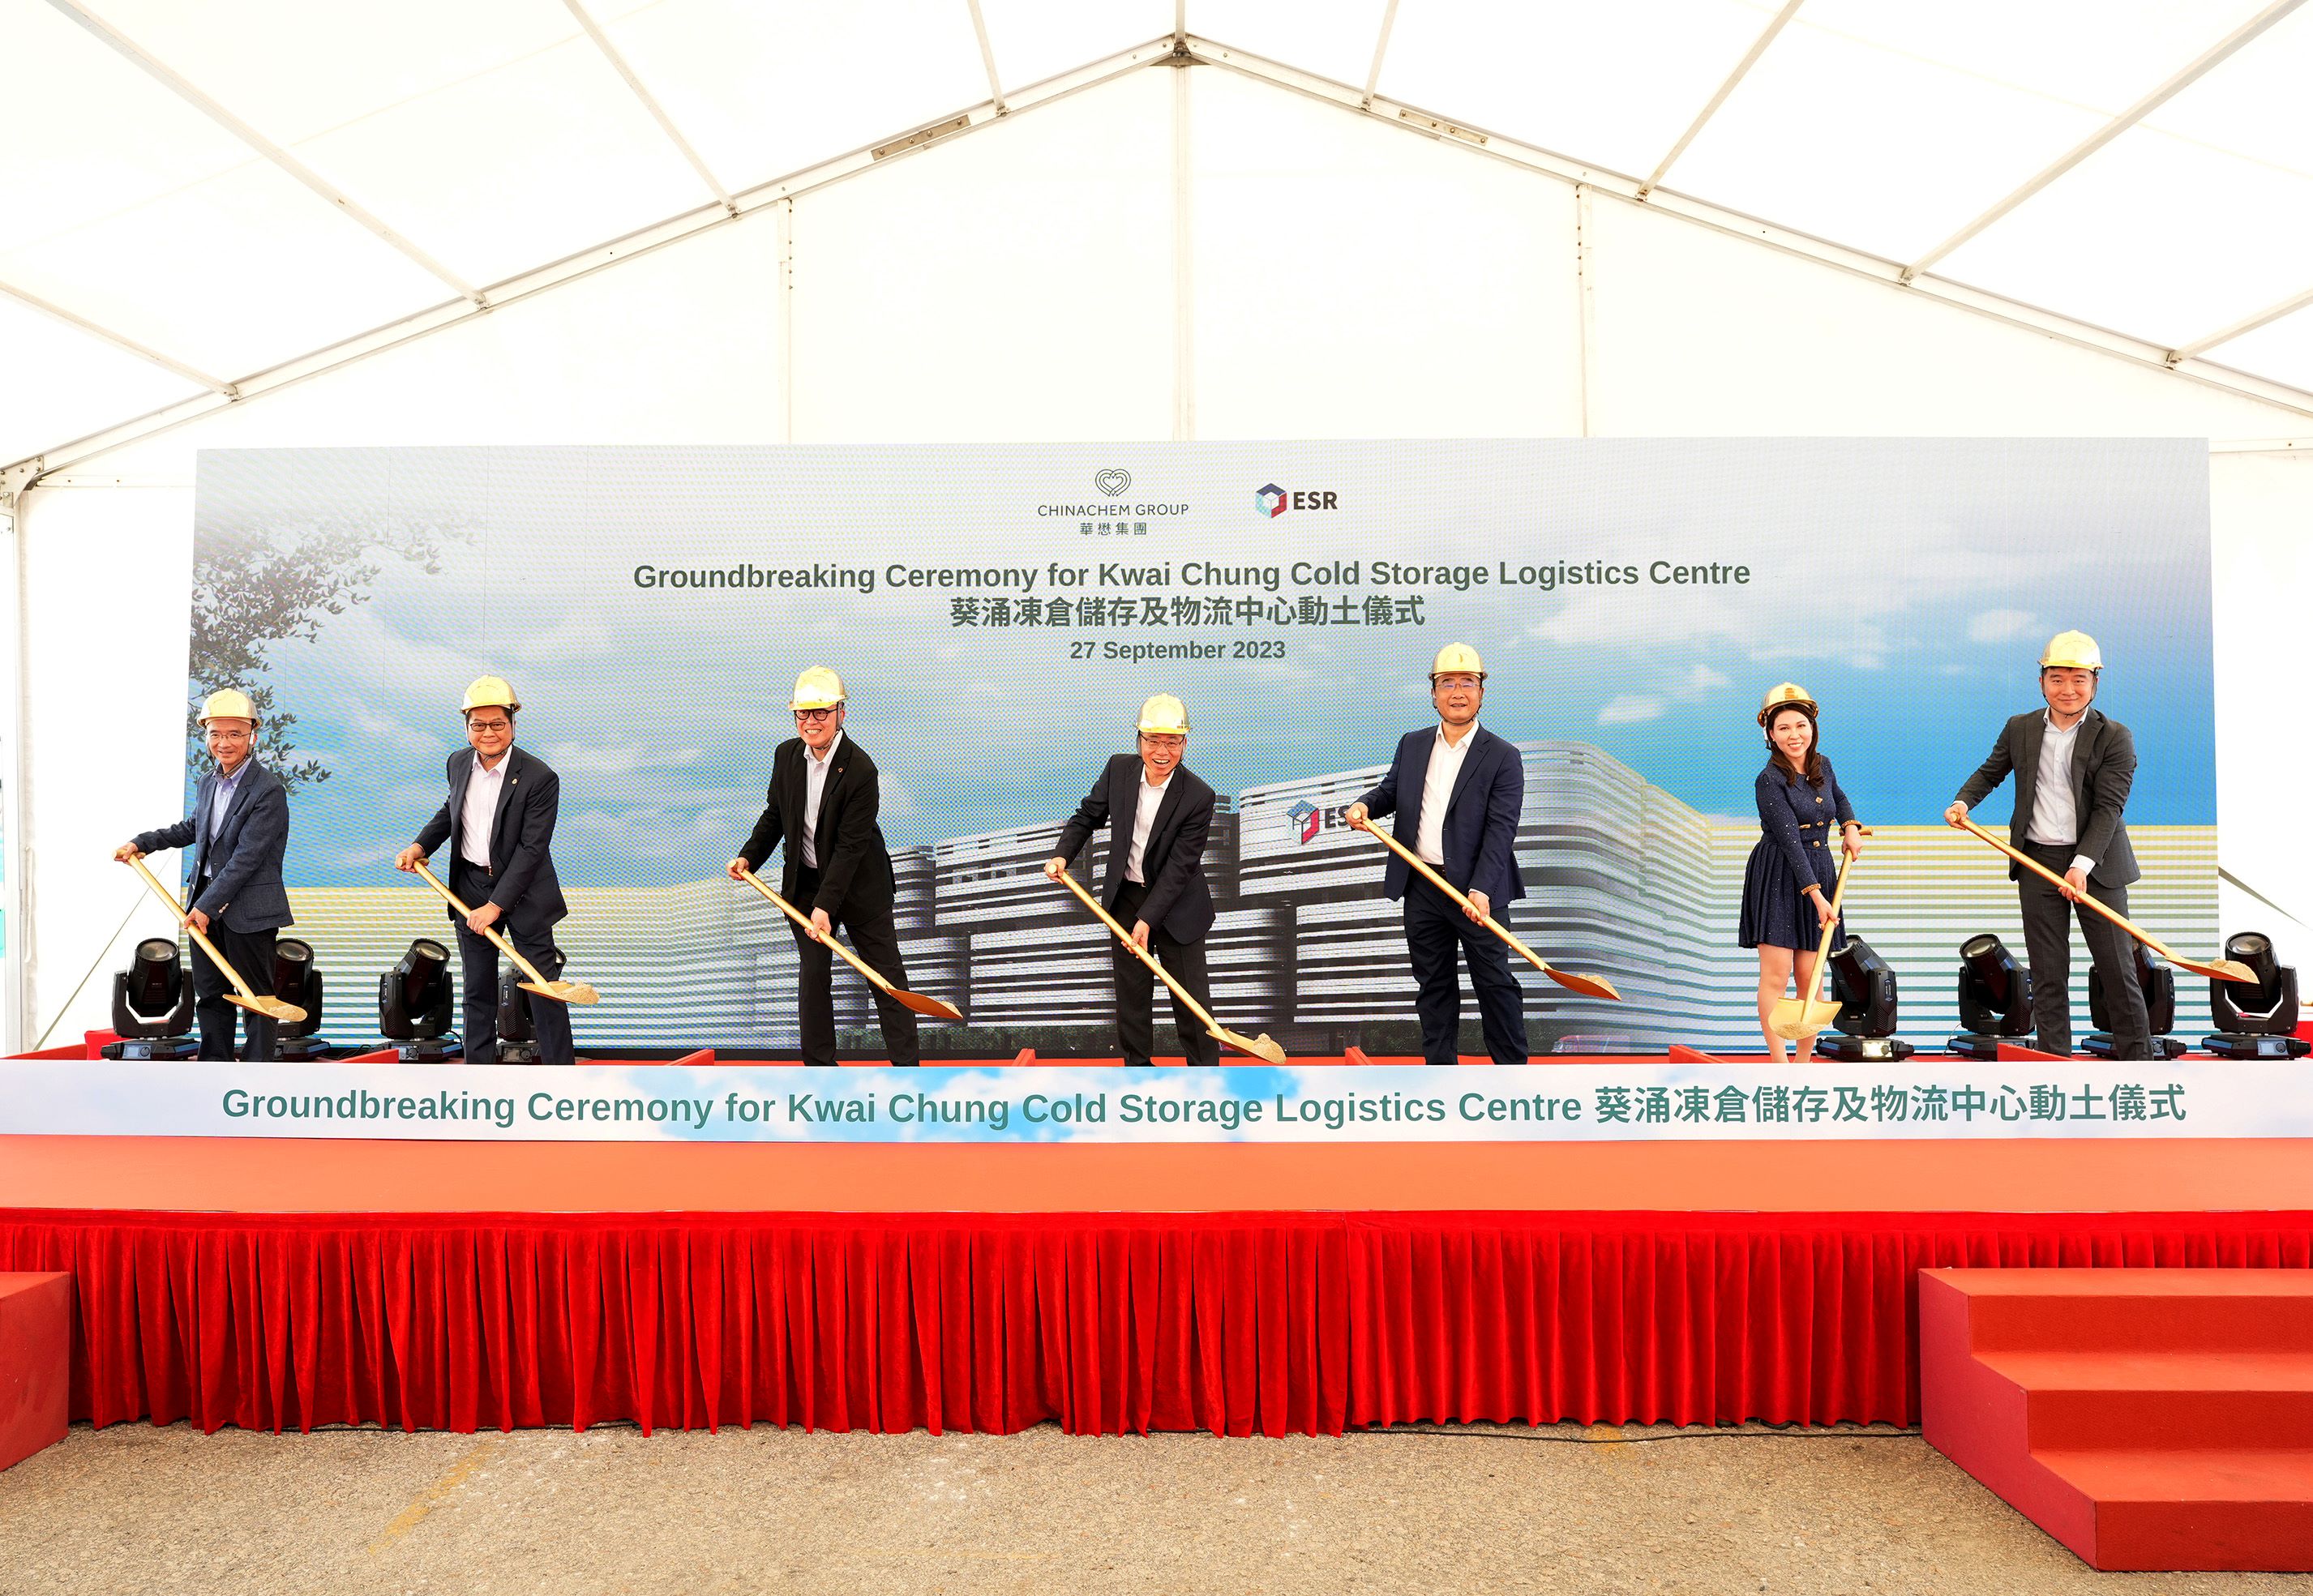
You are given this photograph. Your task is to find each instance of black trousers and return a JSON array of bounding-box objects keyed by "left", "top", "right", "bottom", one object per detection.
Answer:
[
  {"left": 791, "top": 866, "right": 920, "bottom": 1068},
  {"left": 1404, "top": 875, "right": 1528, "bottom": 1065},
  {"left": 1109, "top": 880, "right": 1218, "bottom": 1067},
  {"left": 452, "top": 860, "right": 575, "bottom": 1065},
  {"left": 191, "top": 915, "right": 276, "bottom": 1062},
  {"left": 2016, "top": 840, "right": 2150, "bottom": 1059}
]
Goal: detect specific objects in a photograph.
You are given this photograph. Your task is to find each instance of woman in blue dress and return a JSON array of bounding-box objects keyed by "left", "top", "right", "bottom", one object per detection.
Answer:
[{"left": 1740, "top": 683, "right": 1862, "bottom": 1062}]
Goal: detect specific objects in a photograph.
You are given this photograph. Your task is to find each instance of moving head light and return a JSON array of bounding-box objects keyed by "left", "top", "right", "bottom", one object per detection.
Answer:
[
  {"left": 378, "top": 938, "right": 460, "bottom": 1063},
  {"left": 100, "top": 937, "right": 199, "bottom": 1059},
  {"left": 1951, "top": 934, "right": 2032, "bottom": 1060},
  {"left": 268, "top": 939, "right": 339, "bottom": 1060},
  {"left": 2203, "top": 932, "right": 2309, "bottom": 1059},
  {"left": 495, "top": 965, "right": 538, "bottom": 1065},
  {"left": 2084, "top": 944, "right": 2186, "bottom": 1059},
  {"left": 1818, "top": 935, "right": 1913, "bottom": 1063}
]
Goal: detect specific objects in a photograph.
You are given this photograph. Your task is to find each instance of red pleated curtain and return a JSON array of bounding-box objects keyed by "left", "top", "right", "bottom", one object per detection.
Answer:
[{"left": 2, "top": 1209, "right": 2306, "bottom": 1437}]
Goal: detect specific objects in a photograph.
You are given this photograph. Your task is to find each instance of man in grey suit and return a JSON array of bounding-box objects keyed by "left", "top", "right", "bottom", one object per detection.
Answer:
[
  {"left": 1944, "top": 630, "right": 2149, "bottom": 1059},
  {"left": 114, "top": 688, "right": 293, "bottom": 1060}
]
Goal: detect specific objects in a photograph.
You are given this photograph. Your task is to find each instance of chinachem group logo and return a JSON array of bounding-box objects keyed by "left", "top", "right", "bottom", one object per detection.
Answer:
[{"left": 1253, "top": 484, "right": 1340, "bottom": 519}]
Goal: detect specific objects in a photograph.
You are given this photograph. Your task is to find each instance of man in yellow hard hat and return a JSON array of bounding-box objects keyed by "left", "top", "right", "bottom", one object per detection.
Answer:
[
  {"left": 114, "top": 688, "right": 294, "bottom": 1059},
  {"left": 1945, "top": 631, "right": 2149, "bottom": 1058},
  {"left": 395, "top": 676, "right": 575, "bottom": 1065},
  {"left": 1343, "top": 645, "right": 1529, "bottom": 1064},
  {"left": 729, "top": 668, "right": 920, "bottom": 1067},
  {"left": 1043, "top": 693, "right": 1220, "bottom": 1066}
]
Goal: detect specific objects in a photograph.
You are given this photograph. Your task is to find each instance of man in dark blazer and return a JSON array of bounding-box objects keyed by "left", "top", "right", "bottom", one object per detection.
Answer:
[
  {"left": 115, "top": 688, "right": 293, "bottom": 1060},
  {"left": 1043, "top": 694, "right": 1219, "bottom": 1067},
  {"left": 1945, "top": 630, "right": 2148, "bottom": 1059},
  {"left": 728, "top": 667, "right": 919, "bottom": 1068},
  {"left": 1345, "top": 644, "right": 1528, "bottom": 1065},
  {"left": 395, "top": 675, "right": 575, "bottom": 1066}
]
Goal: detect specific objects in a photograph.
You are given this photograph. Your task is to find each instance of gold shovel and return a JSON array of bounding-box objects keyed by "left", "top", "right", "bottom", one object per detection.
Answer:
[
  {"left": 1348, "top": 817, "right": 1622, "bottom": 1001},
  {"left": 119, "top": 853, "right": 307, "bottom": 1024},
  {"left": 408, "top": 860, "right": 600, "bottom": 1004},
  {"left": 1768, "top": 841, "right": 1863, "bottom": 1042},
  {"left": 736, "top": 867, "right": 962, "bottom": 1021},
  {"left": 1953, "top": 816, "right": 2257, "bottom": 983},
  {"left": 1049, "top": 868, "right": 1288, "bottom": 1063}
]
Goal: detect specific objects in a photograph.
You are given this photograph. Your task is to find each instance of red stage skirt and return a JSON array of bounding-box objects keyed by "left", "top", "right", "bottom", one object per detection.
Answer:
[{"left": 3, "top": 1209, "right": 2308, "bottom": 1437}]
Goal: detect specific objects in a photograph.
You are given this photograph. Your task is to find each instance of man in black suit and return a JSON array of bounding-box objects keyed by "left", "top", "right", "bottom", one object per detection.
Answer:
[
  {"left": 395, "top": 675, "right": 575, "bottom": 1066},
  {"left": 728, "top": 667, "right": 919, "bottom": 1068},
  {"left": 1945, "top": 630, "right": 2148, "bottom": 1059},
  {"left": 1043, "top": 694, "right": 1220, "bottom": 1068},
  {"left": 115, "top": 688, "right": 293, "bottom": 1060},
  {"left": 1344, "top": 644, "right": 1528, "bottom": 1065}
]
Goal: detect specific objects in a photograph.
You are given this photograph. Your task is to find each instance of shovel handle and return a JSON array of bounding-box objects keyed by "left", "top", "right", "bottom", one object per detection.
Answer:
[
  {"left": 1047, "top": 867, "right": 1224, "bottom": 1036},
  {"left": 1952, "top": 817, "right": 2178, "bottom": 960},
  {"left": 736, "top": 869, "right": 897, "bottom": 997},
  {"left": 409, "top": 860, "right": 555, "bottom": 989},
  {"left": 122, "top": 854, "right": 263, "bottom": 1004},
  {"left": 1349, "top": 817, "right": 1560, "bottom": 973}
]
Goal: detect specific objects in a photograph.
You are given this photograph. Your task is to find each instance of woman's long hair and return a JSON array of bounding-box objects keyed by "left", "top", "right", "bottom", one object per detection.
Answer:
[{"left": 1766, "top": 704, "right": 1825, "bottom": 789}]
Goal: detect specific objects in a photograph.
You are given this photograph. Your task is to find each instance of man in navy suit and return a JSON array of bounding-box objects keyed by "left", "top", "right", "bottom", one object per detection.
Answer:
[
  {"left": 1044, "top": 693, "right": 1220, "bottom": 1066},
  {"left": 1345, "top": 644, "right": 1528, "bottom": 1065},
  {"left": 395, "top": 676, "right": 575, "bottom": 1065},
  {"left": 116, "top": 688, "right": 293, "bottom": 1060}
]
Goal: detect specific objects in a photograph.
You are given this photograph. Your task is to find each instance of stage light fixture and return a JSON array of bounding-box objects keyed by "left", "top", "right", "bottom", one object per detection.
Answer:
[
  {"left": 100, "top": 937, "right": 199, "bottom": 1059},
  {"left": 2202, "top": 931, "right": 2310, "bottom": 1059},
  {"left": 1817, "top": 935, "right": 1913, "bottom": 1063},
  {"left": 1949, "top": 934, "right": 2033, "bottom": 1060},
  {"left": 377, "top": 939, "right": 460, "bottom": 1063},
  {"left": 2084, "top": 944, "right": 2187, "bottom": 1059},
  {"left": 494, "top": 965, "right": 539, "bottom": 1066},
  {"left": 266, "top": 939, "right": 339, "bottom": 1060}
]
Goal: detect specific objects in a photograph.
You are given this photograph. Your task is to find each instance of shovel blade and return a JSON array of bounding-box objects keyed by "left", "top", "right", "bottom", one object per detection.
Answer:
[
  {"left": 890, "top": 988, "right": 965, "bottom": 1022},
  {"left": 226, "top": 994, "right": 308, "bottom": 1025},
  {"left": 1210, "top": 1027, "right": 1288, "bottom": 1065},
  {"left": 1545, "top": 968, "right": 1623, "bottom": 1002},
  {"left": 519, "top": 979, "right": 601, "bottom": 1007},
  {"left": 2178, "top": 956, "right": 2260, "bottom": 985},
  {"left": 1768, "top": 998, "right": 1843, "bottom": 1042}
]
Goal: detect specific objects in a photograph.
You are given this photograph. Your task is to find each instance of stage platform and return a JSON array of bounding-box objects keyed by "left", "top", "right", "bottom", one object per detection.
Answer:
[{"left": 4, "top": 1050, "right": 2308, "bottom": 1440}]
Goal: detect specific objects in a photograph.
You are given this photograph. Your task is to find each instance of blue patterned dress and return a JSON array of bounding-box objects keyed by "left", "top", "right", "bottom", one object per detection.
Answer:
[{"left": 1738, "top": 757, "right": 1855, "bottom": 950}]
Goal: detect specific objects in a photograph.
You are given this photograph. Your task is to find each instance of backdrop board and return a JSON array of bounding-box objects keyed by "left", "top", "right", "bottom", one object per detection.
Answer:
[{"left": 181, "top": 440, "right": 2216, "bottom": 1055}]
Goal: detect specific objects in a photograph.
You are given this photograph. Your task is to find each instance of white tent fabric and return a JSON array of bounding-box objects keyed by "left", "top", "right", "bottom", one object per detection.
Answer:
[{"left": 6, "top": 0, "right": 2313, "bottom": 476}]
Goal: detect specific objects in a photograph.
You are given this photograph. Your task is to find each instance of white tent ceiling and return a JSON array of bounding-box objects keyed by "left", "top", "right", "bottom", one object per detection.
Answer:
[{"left": 6, "top": 0, "right": 2313, "bottom": 477}]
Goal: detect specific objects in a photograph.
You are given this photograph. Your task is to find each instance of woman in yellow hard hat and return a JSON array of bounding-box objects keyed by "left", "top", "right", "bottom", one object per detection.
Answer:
[{"left": 1740, "top": 684, "right": 1861, "bottom": 1063}]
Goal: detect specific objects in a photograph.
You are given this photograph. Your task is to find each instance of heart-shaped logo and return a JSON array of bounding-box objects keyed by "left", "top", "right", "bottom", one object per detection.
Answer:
[{"left": 1094, "top": 469, "right": 1130, "bottom": 498}]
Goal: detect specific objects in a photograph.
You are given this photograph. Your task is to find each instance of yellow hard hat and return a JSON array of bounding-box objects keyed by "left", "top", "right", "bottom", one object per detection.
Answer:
[
  {"left": 2040, "top": 630, "right": 2102, "bottom": 672},
  {"left": 790, "top": 666, "right": 846, "bottom": 712},
  {"left": 461, "top": 675, "right": 520, "bottom": 714},
  {"left": 197, "top": 688, "right": 257, "bottom": 726},
  {"left": 1430, "top": 643, "right": 1486, "bottom": 681},
  {"left": 1757, "top": 682, "right": 1818, "bottom": 726},
  {"left": 1137, "top": 693, "right": 1189, "bottom": 734}
]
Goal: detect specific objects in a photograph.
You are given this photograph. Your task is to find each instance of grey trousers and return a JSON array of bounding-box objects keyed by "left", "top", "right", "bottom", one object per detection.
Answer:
[{"left": 2016, "top": 840, "right": 2150, "bottom": 1059}]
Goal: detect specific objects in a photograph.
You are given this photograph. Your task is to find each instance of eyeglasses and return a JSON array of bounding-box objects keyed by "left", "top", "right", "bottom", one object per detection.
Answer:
[
  {"left": 794, "top": 707, "right": 841, "bottom": 723},
  {"left": 1433, "top": 675, "right": 1482, "bottom": 691},
  {"left": 206, "top": 729, "right": 252, "bottom": 742},
  {"left": 1138, "top": 734, "right": 1185, "bottom": 749},
  {"left": 466, "top": 719, "right": 512, "bottom": 734}
]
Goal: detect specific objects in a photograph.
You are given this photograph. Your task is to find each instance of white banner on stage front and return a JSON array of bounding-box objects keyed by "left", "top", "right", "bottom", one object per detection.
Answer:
[{"left": 0, "top": 1059, "right": 2299, "bottom": 1145}]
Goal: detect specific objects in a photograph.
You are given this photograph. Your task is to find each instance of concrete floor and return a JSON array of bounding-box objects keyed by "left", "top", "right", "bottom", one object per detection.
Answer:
[{"left": 0, "top": 1422, "right": 2302, "bottom": 1595}]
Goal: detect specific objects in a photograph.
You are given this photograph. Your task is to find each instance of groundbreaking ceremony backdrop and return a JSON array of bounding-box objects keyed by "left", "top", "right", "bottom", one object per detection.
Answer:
[{"left": 183, "top": 437, "right": 2217, "bottom": 1054}]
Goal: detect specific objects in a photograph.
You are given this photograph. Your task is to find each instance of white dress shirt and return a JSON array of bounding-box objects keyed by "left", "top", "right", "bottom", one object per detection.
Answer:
[
  {"left": 460, "top": 753, "right": 507, "bottom": 868},
  {"left": 2026, "top": 712, "right": 2096, "bottom": 875},
  {"left": 1416, "top": 724, "right": 1478, "bottom": 866},
  {"left": 1124, "top": 767, "right": 1176, "bottom": 884},
  {"left": 801, "top": 730, "right": 843, "bottom": 870}
]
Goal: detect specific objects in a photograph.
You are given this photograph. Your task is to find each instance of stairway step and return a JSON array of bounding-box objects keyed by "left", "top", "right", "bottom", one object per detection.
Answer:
[
  {"left": 2034, "top": 1450, "right": 2313, "bottom": 1572},
  {"left": 1938, "top": 1269, "right": 2313, "bottom": 1353},
  {"left": 1981, "top": 1349, "right": 2313, "bottom": 1392}
]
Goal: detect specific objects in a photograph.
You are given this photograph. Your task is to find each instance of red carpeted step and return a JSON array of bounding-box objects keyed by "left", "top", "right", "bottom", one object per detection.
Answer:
[{"left": 1921, "top": 1269, "right": 2313, "bottom": 1572}]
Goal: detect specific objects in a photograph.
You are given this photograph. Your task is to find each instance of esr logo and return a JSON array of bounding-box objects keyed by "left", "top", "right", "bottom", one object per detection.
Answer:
[
  {"left": 1285, "top": 799, "right": 1351, "bottom": 845},
  {"left": 1254, "top": 483, "right": 1339, "bottom": 519}
]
